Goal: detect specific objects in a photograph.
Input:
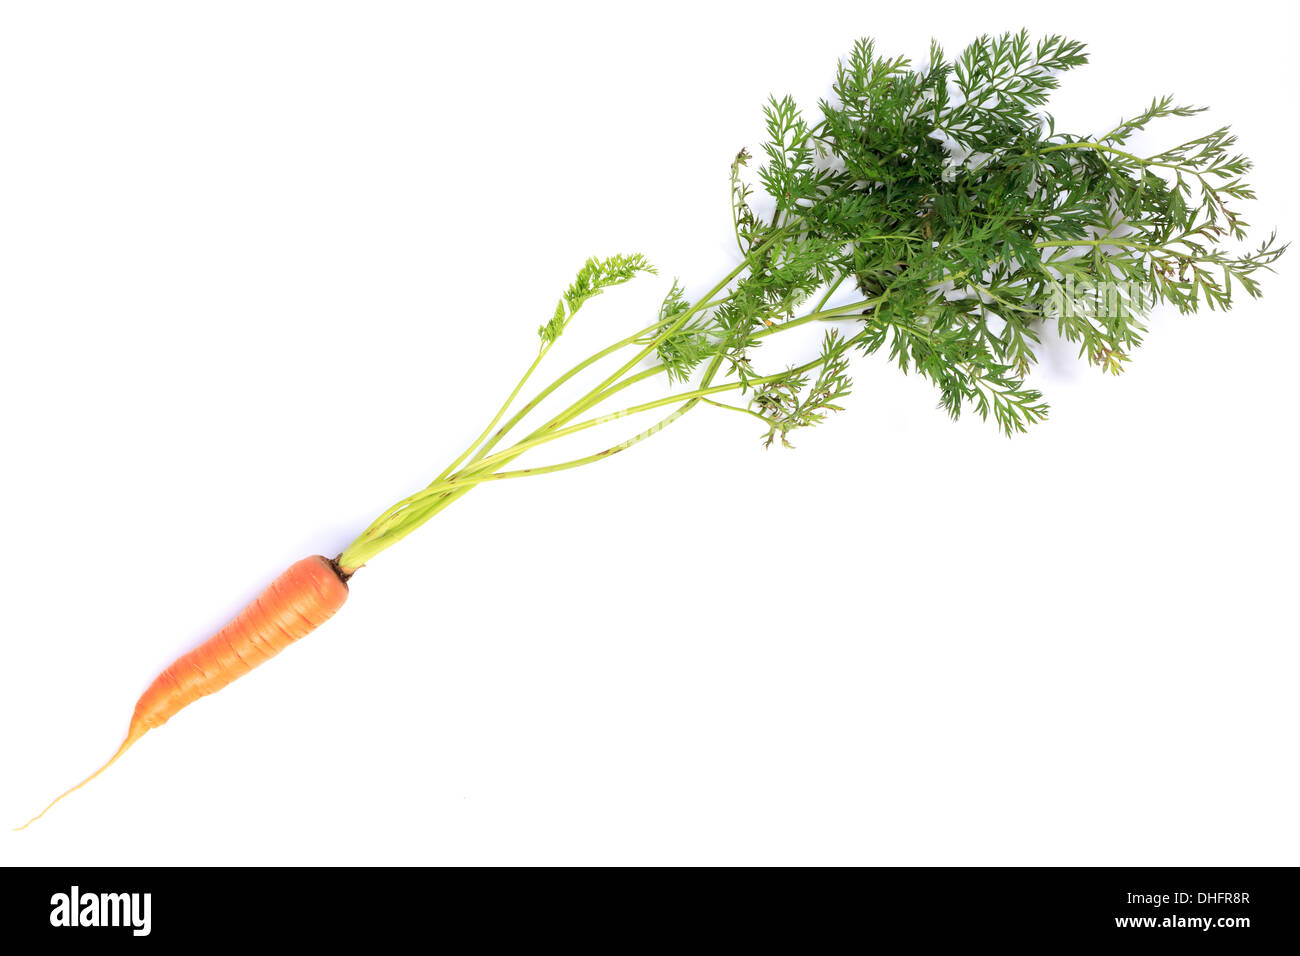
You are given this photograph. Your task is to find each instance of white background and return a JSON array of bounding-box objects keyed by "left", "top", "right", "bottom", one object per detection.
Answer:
[{"left": 2, "top": 1, "right": 1297, "bottom": 866}]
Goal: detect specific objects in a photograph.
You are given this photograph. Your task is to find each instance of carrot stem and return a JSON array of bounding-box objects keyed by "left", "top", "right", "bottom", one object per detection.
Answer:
[{"left": 336, "top": 285, "right": 880, "bottom": 571}]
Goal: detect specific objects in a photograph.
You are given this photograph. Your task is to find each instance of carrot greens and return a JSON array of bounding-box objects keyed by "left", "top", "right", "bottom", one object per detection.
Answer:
[{"left": 335, "top": 31, "right": 1284, "bottom": 573}]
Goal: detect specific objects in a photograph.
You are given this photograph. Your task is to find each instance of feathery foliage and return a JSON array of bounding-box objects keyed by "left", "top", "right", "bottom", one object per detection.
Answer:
[
  {"left": 643, "top": 29, "right": 1284, "bottom": 441},
  {"left": 340, "top": 32, "right": 1284, "bottom": 570},
  {"left": 539, "top": 253, "right": 656, "bottom": 346}
]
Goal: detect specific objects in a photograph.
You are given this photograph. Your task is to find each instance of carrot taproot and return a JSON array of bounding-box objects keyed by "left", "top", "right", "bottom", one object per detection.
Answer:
[{"left": 17, "top": 555, "right": 349, "bottom": 828}]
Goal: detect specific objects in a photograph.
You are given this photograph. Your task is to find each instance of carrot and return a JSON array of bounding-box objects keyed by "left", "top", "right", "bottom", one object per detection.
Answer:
[
  {"left": 20, "top": 33, "right": 1286, "bottom": 829},
  {"left": 17, "top": 555, "right": 349, "bottom": 828}
]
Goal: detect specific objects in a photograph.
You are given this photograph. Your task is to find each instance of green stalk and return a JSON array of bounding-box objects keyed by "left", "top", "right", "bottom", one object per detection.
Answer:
[{"left": 337, "top": 286, "right": 875, "bottom": 570}]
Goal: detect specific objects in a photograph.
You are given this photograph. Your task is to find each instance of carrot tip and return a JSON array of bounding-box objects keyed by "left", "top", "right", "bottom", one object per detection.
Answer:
[{"left": 14, "top": 727, "right": 145, "bottom": 830}]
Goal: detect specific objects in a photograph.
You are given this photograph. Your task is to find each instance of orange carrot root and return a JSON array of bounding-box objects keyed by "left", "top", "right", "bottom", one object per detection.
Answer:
[{"left": 16, "top": 554, "right": 349, "bottom": 829}]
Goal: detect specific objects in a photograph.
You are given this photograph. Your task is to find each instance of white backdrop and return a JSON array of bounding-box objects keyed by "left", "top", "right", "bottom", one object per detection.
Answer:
[{"left": 2, "top": 1, "right": 1296, "bottom": 865}]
